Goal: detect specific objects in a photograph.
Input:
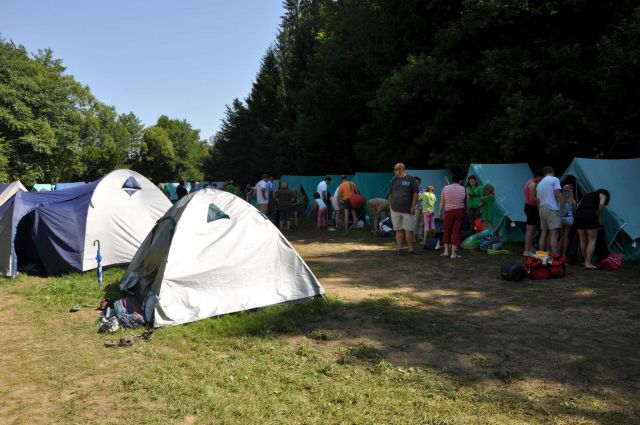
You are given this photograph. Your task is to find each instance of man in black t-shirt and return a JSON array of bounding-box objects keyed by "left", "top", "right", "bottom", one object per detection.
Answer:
[
  {"left": 176, "top": 180, "right": 188, "bottom": 200},
  {"left": 389, "top": 163, "right": 419, "bottom": 255}
]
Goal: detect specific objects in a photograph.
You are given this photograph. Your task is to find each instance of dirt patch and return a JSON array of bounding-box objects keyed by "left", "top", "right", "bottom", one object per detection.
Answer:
[{"left": 291, "top": 227, "right": 640, "bottom": 406}]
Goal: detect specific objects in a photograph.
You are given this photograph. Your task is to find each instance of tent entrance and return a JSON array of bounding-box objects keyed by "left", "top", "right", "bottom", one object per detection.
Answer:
[{"left": 15, "top": 211, "right": 45, "bottom": 275}]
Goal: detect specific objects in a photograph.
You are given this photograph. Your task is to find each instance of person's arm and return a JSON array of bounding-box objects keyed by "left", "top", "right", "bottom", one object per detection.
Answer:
[
  {"left": 438, "top": 192, "right": 446, "bottom": 218},
  {"left": 554, "top": 189, "right": 563, "bottom": 208},
  {"left": 260, "top": 185, "right": 267, "bottom": 200},
  {"left": 598, "top": 193, "right": 607, "bottom": 216},
  {"left": 410, "top": 192, "right": 418, "bottom": 214},
  {"left": 527, "top": 181, "right": 539, "bottom": 205}
]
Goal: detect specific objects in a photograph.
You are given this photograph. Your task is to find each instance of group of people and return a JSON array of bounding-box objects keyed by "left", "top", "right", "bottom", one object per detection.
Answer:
[
  {"left": 523, "top": 167, "right": 610, "bottom": 269},
  {"left": 176, "top": 163, "right": 612, "bottom": 269}
]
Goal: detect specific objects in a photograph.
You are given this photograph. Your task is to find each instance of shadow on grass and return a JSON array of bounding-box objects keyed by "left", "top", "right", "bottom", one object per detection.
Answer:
[{"left": 169, "top": 292, "right": 640, "bottom": 423}]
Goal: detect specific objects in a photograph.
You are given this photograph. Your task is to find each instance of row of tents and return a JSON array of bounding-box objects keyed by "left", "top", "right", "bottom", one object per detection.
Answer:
[
  {"left": 278, "top": 158, "right": 640, "bottom": 261},
  {"left": 0, "top": 170, "right": 323, "bottom": 327}
]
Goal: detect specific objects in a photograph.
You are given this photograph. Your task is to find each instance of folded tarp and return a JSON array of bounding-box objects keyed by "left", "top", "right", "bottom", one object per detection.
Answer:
[{"left": 561, "top": 158, "right": 640, "bottom": 260}]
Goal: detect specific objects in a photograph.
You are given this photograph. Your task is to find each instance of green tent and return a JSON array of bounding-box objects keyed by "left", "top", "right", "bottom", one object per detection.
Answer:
[
  {"left": 466, "top": 163, "right": 534, "bottom": 241},
  {"left": 561, "top": 158, "right": 640, "bottom": 261}
]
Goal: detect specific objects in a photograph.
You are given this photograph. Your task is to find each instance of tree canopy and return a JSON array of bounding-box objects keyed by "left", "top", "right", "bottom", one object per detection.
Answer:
[
  {"left": 0, "top": 37, "right": 207, "bottom": 186},
  {"left": 208, "top": 0, "right": 640, "bottom": 182}
]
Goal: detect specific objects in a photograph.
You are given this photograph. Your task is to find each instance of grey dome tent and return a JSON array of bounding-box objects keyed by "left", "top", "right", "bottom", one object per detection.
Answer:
[{"left": 119, "top": 189, "right": 324, "bottom": 327}]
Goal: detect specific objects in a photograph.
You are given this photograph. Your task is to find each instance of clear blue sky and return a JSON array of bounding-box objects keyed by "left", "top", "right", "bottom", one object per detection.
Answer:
[{"left": 0, "top": 0, "right": 284, "bottom": 140}]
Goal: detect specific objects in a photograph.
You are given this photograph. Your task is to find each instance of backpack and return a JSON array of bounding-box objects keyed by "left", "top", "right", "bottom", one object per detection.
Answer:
[
  {"left": 525, "top": 253, "right": 567, "bottom": 280},
  {"left": 377, "top": 217, "right": 394, "bottom": 237},
  {"left": 501, "top": 263, "right": 526, "bottom": 282},
  {"left": 599, "top": 253, "right": 624, "bottom": 271}
]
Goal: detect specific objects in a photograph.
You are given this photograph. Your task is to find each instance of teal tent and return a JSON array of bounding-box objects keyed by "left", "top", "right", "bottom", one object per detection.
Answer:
[
  {"left": 352, "top": 172, "right": 393, "bottom": 202},
  {"left": 279, "top": 175, "right": 352, "bottom": 214},
  {"left": 406, "top": 168, "right": 452, "bottom": 203},
  {"left": 466, "top": 163, "right": 534, "bottom": 241},
  {"left": 32, "top": 184, "right": 53, "bottom": 192},
  {"left": 561, "top": 158, "right": 640, "bottom": 261}
]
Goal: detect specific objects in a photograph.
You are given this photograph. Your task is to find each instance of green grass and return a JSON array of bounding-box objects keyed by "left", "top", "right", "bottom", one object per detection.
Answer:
[{"left": 1, "top": 269, "right": 638, "bottom": 424}]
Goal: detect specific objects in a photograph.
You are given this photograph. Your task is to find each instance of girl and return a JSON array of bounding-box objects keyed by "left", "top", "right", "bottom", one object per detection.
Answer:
[
  {"left": 480, "top": 184, "right": 495, "bottom": 231},
  {"left": 419, "top": 185, "right": 437, "bottom": 241},
  {"left": 313, "top": 192, "right": 328, "bottom": 229},
  {"left": 575, "top": 189, "right": 610, "bottom": 269},
  {"left": 560, "top": 184, "right": 576, "bottom": 257},
  {"left": 466, "top": 176, "right": 483, "bottom": 231}
]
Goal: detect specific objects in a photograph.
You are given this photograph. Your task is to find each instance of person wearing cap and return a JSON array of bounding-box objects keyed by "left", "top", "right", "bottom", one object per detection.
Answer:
[
  {"left": 337, "top": 175, "right": 360, "bottom": 230},
  {"left": 560, "top": 184, "right": 577, "bottom": 257}
]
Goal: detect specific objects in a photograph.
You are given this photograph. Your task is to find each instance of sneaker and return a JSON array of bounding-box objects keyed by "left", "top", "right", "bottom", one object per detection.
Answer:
[{"left": 522, "top": 250, "right": 534, "bottom": 257}]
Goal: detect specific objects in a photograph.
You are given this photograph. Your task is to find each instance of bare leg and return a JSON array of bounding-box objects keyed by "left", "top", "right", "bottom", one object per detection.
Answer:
[
  {"left": 525, "top": 224, "right": 536, "bottom": 253},
  {"left": 344, "top": 209, "right": 349, "bottom": 230},
  {"left": 451, "top": 245, "right": 459, "bottom": 258},
  {"left": 577, "top": 229, "right": 587, "bottom": 262},
  {"left": 351, "top": 210, "right": 358, "bottom": 228},
  {"left": 373, "top": 212, "right": 380, "bottom": 232},
  {"left": 395, "top": 230, "right": 404, "bottom": 250},
  {"left": 539, "top": 229, "right": 548, "bottom": 252},
  {"left": 549, "top": 229, "right": 560, "bottom": 253},
  {"left": 442, "top": 244, "right": 450, "bottom": 256},
  {"left": 585, "top": 229, "right": 598, "bottom": 268},
  {"left": 561, "top": 226, "right": 570, "bottom": 257},
  {"left": 407, "top": 230, "right": 414, "bottom": 252}
]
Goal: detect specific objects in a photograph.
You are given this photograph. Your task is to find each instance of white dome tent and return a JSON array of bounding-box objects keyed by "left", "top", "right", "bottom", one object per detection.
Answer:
[{"left": 120, "top": 189, "right": 324, "bottom": 327}]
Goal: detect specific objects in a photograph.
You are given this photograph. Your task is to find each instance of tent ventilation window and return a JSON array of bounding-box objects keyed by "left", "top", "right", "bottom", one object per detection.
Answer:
[
  {"left": 122, "top": 176, "right": 142, "bottom": 196},
  {"left": 207, "top": 204, "right": 229, "bottom": 223}
]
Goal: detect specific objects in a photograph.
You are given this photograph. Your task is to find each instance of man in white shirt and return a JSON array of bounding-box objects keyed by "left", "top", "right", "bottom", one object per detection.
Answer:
[
  {"left": 255, "top": 174, "right": 269, "bottom": 214},
  {"left": 316, "top": 177, "right": 331, "bottom": 202},
  {"left": 536, "top": 166, "right": 563, "bottom": 253}
]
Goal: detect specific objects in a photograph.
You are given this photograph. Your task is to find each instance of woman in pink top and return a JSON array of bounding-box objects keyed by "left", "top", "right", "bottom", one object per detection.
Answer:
[{"left": 438, "top": 174, "right": 467, "bottom": 258}]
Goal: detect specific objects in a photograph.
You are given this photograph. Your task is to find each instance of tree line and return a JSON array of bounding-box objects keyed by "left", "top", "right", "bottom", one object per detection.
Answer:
[
  {"left": 0, "top": 38, "right": 207, "bottom": 186},
  {"left": 208, "top": 0, "right": 640, "bottom": 184}
]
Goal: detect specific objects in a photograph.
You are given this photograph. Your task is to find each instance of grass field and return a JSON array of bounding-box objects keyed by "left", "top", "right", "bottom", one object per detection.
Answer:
[{"left": 1, "top": 224, "right": 639, "bottom": 424}]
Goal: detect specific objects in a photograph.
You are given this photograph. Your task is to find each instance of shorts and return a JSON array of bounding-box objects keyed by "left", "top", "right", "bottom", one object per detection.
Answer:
[
  {"left": 539, "top": 206, "right": 561, "bottom": 231},
  {"left": 574, "top": 209, "right": 599, "bottom": 230},
  {"left": 294, "top": 204, "right": 306, "bottom": 215},
  {"left": 279, "top": 207, "right": 292, "bottom": 222},
  {"left": 340, "top": 198, "right": 352, "bottom": 211},
  {"left": 524, "top": 203, "right": 540, "bottom": 226},
  {"left": 390, "top": 208, "right": 415, "bottom": 232}
]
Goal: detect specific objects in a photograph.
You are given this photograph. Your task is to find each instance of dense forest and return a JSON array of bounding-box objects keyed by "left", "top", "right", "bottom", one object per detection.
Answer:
[
  {"left": 0, "top": 38, "right": 207, "bottom": 186},
  {"left": 2, "top": 1, "right": 640, "bottom": 186},
  {"left": 209, "top": 0, "right": 640, "bottom": 182}
]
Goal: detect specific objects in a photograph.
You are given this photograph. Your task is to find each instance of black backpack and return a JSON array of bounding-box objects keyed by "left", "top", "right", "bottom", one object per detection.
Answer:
[{"left": 501, "top": 263, "right": 526, "bottom": 282}]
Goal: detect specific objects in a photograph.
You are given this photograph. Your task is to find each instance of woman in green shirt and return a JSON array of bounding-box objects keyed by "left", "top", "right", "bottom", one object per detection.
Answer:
[
  {"left": 480, "top": 184, "right": 496, "bottom": 231},
  {"left": 466, "top": 176, "right": 483, "bottom": 231}
]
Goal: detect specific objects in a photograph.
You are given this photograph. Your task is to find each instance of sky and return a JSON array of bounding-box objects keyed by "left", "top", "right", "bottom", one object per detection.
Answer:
[{"left": 0, "top": 0, "right": 284, "bottom": 140}]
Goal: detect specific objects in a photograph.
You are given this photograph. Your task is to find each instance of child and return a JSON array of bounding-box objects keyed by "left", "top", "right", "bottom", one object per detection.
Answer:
[
  {"left": 560, "top": 184, "right": 576, "bottom": 257},
  {"left": 313, "top": 192, "right": 327, "bottom": 229},
  {"left": 480, "top": 184, "right": 495, "bottom": 231},
  {"left": 419, "top": 185, "right": 437, "bottom": 241}
]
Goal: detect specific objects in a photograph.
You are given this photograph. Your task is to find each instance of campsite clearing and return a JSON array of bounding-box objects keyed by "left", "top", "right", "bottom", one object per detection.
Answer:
[{"left": 1, "top": 224, "right": 639, "bottom": 424}]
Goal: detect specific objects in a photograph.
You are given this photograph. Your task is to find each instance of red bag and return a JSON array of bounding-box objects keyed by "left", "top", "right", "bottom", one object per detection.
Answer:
[
  {"left": 474, "top": 218, "right": 483, "bottom": 232},
  {"left": 525, "top": 253, "right": 567, "bottom": 280},
  {"left": 599, "top": 253, "right": 624, "bottom": 270},
  {"left": 349, "top": 194, "right": 365, "bottom": 209}
]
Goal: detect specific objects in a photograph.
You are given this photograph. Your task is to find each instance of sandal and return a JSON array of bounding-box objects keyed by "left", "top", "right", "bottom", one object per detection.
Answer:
[
  {"left": 440, "top": 253, "right": 449, "bottom": 257},
  {"left": 104, "top": 340, "right": 117, "bottom": 348},
  {"left": 118, "top": 336, "right": 134, "bottom": 347},
  {"left": 450, "top": 254, "right": 462, "bottom": 259}
]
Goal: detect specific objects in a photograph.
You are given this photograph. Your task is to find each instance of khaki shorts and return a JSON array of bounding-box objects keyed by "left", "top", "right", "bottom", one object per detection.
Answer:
[
  {"left": 539, "top": 205, "right": 561, "bottom": 231},
  {"left": 390, "top": 209, "right": 415, "bottom": 232}
]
